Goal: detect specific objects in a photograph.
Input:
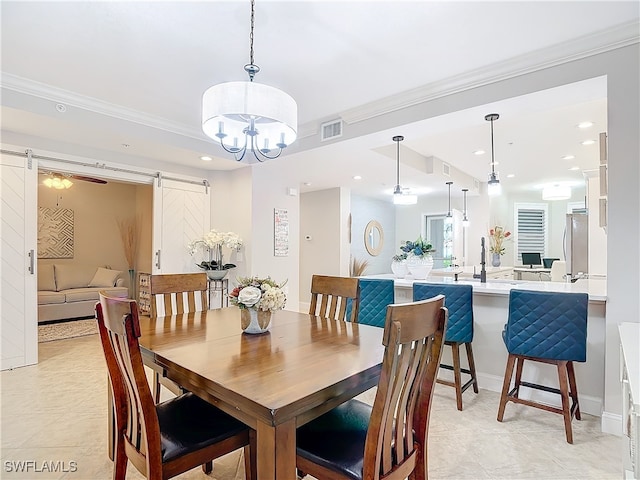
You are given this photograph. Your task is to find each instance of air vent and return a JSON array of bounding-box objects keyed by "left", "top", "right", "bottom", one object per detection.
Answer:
[
  {"left": 321, "top": 120, "right": 343, "bottom": 141},
  {"left": 442, "top": 162, "right": 451, "bottom": 176}
]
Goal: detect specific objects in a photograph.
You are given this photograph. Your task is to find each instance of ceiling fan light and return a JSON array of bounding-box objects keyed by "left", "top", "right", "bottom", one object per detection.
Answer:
[
  {"left": 393, "top": 192, "right": 417, "bottom": 205},
  {"left": 542, "top": 185, "right": 571, "bottom": 200}
]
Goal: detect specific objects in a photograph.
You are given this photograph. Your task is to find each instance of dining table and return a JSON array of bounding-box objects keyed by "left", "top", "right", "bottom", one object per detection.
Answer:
[{"left": 136, "top": 307, "right": 385, "bottom": 480}]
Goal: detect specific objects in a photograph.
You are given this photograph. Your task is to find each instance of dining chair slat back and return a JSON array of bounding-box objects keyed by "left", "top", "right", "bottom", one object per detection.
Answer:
[
  {"left": 309, "top": 275, "right": 359, "bottom": 322},
  {"left": 149, "top": 273, "right": 208, "bottom": 402},
  {"left": 96, "top": 293, "right": 255, "bottom": 480},
  {"left": 149, "top": 273, "right": 208, "bottom": 317},
  {"left": 296, "top": 295, "right": 448, "bottom": 480}
]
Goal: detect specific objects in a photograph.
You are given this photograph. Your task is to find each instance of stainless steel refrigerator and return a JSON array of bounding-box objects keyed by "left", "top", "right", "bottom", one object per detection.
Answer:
[{"left": 565, "top": 213, "right": 589, "bottom": 279}]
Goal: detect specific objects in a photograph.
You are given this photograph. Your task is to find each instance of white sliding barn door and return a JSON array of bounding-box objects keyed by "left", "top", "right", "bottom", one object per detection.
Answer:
[
  {"left": 152, "top": 178, "right": 210, "bottom": 274},
  {"left": 1, "top": 153, "right": 37, "bottom": 370}
]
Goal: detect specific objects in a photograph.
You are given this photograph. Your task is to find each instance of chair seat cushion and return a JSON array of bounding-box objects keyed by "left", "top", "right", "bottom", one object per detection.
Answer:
[
  {"left": 296, "top": 399, "right": 371, "bottom": 480},
  {"left": 157, "top": 392, "right": 248, "bottom": 463}
]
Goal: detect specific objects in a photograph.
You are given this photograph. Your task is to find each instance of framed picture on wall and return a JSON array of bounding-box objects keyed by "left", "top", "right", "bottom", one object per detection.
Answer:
[{"left": 274, "top": 208, "right": 289, "bottom": 257}]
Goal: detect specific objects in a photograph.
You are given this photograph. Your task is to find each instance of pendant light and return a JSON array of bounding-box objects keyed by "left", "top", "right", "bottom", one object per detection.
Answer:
[
  {"left": 462, "top": 188, "right": 470, "bottom": 227},
  {"left": 445, "top": 181, "right": 453, "bottom": 224},
  {"left": 392, "top": 135, "right": 417, "bottom": 205},
  {"left": 485, "top": 113, "right": 502, "bottom": 196},
  {"left": 202, "top": 0, "right": 297, "bottom": 163}
]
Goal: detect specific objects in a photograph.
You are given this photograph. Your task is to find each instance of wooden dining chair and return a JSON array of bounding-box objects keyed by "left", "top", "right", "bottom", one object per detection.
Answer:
[
  {"left": 296, "top": 295, "right": 448, "bottom": 480},
  {"left": 149, "top": 273, "right": 208, "bottom": 402},
  {"left": 96, "top": 293, "right": 256, "bottom": 480},
  {"left": 308, "top": 275, "right": 360, "bottom": 322}
]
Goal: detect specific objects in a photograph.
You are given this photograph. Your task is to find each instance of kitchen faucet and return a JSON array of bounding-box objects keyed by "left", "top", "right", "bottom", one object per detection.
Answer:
[{"left": 473, "top": 237, "right": 487, "bottom": 283}]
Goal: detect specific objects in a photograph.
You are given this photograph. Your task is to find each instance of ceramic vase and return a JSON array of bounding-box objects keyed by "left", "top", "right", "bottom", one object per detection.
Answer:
[
  {"left": 492, "top": 253, "right": 501, "bottom": 267},
  {"left": 206, "top": 270, "right": 228, "bottom": 281},
  {"left": 406, "top": 254, "right": 434, "bottom": 280},
  {"left": 391, "top": 260, "right": 408, "bottom": 278},
  {"left": 240, "top": 308, "right": 272, "bottom": 334}
]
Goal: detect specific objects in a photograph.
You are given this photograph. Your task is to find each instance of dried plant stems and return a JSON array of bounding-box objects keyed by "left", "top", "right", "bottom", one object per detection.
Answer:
[
  {"left": 116, "top": 216, "right": 140, "bottom": 269},
  {"left": 350, "top": 256, "right": 370, "bottom": 277}
]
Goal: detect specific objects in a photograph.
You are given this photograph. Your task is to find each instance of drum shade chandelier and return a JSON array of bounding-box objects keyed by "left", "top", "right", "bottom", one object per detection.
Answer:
[
  {"left": 392, "top": 135, "right": 417, "bottom": 205},
  {"left": 485, "top": 113, "right": 502, "bottom": 196},
  {"left": 202, "top": 0, "right": 297, "bottom": 163}
]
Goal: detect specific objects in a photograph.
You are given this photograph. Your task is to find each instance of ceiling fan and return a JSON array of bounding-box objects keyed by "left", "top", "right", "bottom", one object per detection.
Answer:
[{"left": 39, "top": 171, "right": 107, "bottom": 189}]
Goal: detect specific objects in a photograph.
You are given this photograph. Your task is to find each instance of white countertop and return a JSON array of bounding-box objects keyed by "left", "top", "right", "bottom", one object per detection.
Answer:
[
  {"left": 430, "top": 266, "right": 513, "bottom": 277},
  {"left": 361, "top": 273, "right": 607, "bottom": 302}
]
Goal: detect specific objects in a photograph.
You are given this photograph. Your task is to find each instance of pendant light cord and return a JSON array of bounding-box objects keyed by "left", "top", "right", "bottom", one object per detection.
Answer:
[
  {"left": 490, "top": 117, "right": 495, "bottom": 175},
  {"left": 396, "top": 138, "right": 400, "bottom": 186}
]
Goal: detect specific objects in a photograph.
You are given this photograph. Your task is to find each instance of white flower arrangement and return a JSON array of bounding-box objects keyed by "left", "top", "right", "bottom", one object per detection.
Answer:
[
  {"left": 230, "top": 276, "right": 287, "bottom": 312},
  {"left": 189, "top": 229, "right": 243, "bottom": 270}
]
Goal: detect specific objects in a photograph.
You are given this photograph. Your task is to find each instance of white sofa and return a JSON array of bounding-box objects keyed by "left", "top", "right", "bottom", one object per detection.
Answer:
[{"left": 38, "top": 264, "right": 128, "bottom": 323}]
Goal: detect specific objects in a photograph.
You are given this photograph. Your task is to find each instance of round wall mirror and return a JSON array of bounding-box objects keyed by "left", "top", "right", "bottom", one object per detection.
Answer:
[{"left": 364, "top": 220, "right": 384, "bottom": 256}]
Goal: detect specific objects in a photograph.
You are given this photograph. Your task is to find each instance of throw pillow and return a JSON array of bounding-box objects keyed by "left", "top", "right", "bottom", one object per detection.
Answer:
[
  {"left": 89, "top": 267, "right": 122, "bottom": 288},
  {"left": 38, "top": 264, "right": 56, "bottom": 291},
  {"left": 55, "top": 264, "right": 96, "bottom": 291}
]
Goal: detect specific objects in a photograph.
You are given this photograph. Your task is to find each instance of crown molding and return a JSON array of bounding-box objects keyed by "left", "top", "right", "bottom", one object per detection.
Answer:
[
  {"left": 340, "top": 21, "right": 640, "bottom": 125},
  {"left": 0, "top": 73, "right": 205, "bottom": 141}
]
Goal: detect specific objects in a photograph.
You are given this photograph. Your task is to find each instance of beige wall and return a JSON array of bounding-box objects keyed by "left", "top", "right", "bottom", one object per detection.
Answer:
[{"left": 38, "top": 179, "right": 152, "bottom": 290}]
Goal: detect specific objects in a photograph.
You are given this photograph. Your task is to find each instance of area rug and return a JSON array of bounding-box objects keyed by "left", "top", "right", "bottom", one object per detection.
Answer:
[{"left": 38, "top": 319, "right": 98, "bottom": 343}]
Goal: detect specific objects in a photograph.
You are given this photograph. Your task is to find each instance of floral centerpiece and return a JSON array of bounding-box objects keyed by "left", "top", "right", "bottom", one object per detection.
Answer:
[
  {"left": 229, "top": 276, "right": 287, "bottom": 334},
  {"left": 188, "top": 229, "right": 243, "bottom": 280},
  {"left": 391, "top": 252, "right": 408, "bottom": 278},
  {"left": 400, "top": 237, "right": 435, "bottom": 279},
  {"left": 488, "top": 226, "right": 511, "bottom": 255},
  {"left": 488, "top": 225, "right": 511, "bottom": 267}
]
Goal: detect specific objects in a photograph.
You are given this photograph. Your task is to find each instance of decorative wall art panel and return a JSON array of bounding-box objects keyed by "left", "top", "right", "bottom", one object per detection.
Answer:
[
  {"left": 38, "top": 208, "right": 74, "bottom": 258},
  {"left": 274, "top": 208, "right": 289, "bottom": 257}
]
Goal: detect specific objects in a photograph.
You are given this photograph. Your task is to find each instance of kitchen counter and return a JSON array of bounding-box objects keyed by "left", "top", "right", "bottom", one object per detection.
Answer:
[
  {"left": 360, "top": 273, "right": 607, "bottom": 417},
  {"left": 363, "top": 273, "right": 607, "bottom": 302}
]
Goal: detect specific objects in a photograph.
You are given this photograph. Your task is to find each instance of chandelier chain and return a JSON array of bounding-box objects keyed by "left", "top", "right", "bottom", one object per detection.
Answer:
[{"left": 249, "top": 0, "right": 255, "bottom": 66}]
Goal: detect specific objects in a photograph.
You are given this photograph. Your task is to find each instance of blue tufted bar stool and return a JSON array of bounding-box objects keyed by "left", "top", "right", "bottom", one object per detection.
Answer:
[
  {"left": 346, "top": 278, "right": 395, "bottom": 327},
  {"left": 497, "top": 289, "right": 588, "bottom": 444},
  {"left": 413, "top": 282, "right": 478, "bottom": 410}
]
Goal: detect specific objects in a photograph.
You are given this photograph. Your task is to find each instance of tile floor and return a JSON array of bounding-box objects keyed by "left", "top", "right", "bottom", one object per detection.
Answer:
[{"left": 1, "top": 334, "right": 622, "bottom": 480}]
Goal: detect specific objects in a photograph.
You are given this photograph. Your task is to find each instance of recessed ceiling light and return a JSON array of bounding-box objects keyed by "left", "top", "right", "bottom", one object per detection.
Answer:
[
  {"left": 581, "top": 139, "right": 596, "bottom": 146},
  {"left": 473, "top": 150, "right": 485, "bottom": 155},
  {"left": 303, "top": 182, "right": 311, "bottom": 186},
  {"left": 561, "top": 155, "right": 575, "bottom": 160},
  {"left": 200, "top": 156, "right": 212, "bottom": 161},
  {"left": 506, "top": 174, "right": 515, "bottom": 178},
  {"left": 577, "top": 121, "right": 594, "bottom": 129},
  {"left": 55, "top": 103, "right": 67, "bottom": 113},
  {"left": 569, "top": 166, "right": 580, "bottom": 171},
  {"left": 121, "top": 143, "right": 130, "bottom": 148},
  {"left": 353, "top": 175, "right": 362, "bottom": 180}
]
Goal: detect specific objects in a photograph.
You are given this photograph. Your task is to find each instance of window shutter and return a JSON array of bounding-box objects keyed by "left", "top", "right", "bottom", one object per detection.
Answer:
[{"left": 515, "top": 206, "right": 547, "bottom": 262}]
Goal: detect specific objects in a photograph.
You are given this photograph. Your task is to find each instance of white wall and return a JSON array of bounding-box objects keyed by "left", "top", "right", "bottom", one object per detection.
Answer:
[
  {"left": 299, "top": 188, "right": 343, "bottom": 304},
  {"left": 350, "top": 194, "right": 396, "bottom": 275}
]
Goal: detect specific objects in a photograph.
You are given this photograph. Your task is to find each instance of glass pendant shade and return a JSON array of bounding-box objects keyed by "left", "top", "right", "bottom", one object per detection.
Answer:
[
  {"left": 487, "top": 172, "right": 502, "bottom": 196},
  {"left": 202, "top": 81, "right": 297, "bottom": 154},
  {"left": 462, "top": 188, "right": 470, "bottom": 227},
  {"left": 462, "top": 215, "right": 470, "bottom": 228}
]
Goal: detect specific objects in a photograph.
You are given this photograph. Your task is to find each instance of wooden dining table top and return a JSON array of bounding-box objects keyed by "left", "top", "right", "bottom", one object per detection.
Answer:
[{"left": 137, "top": 307, "right": 385, "bottom": 479}]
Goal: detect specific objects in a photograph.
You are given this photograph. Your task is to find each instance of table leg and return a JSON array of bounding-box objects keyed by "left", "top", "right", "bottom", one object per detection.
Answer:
[{"left": 256, "top": 419, "right": 296, "bottom": 480}]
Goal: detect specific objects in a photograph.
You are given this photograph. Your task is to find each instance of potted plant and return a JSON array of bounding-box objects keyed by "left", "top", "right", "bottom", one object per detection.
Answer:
[
  {"left": 188, "top": 230, "right": 243, "bottom": 280},
  {"left": 400, "top": 237, "right": 436, "bottom": 279},
  {"left": 391, "top": 252, "right": 408, "bottom": 278}
]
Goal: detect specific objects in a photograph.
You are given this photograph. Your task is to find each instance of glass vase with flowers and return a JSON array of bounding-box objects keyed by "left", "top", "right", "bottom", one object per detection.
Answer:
[{"left": 488, "top": 225, "right": 511, "bottom": 266}]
